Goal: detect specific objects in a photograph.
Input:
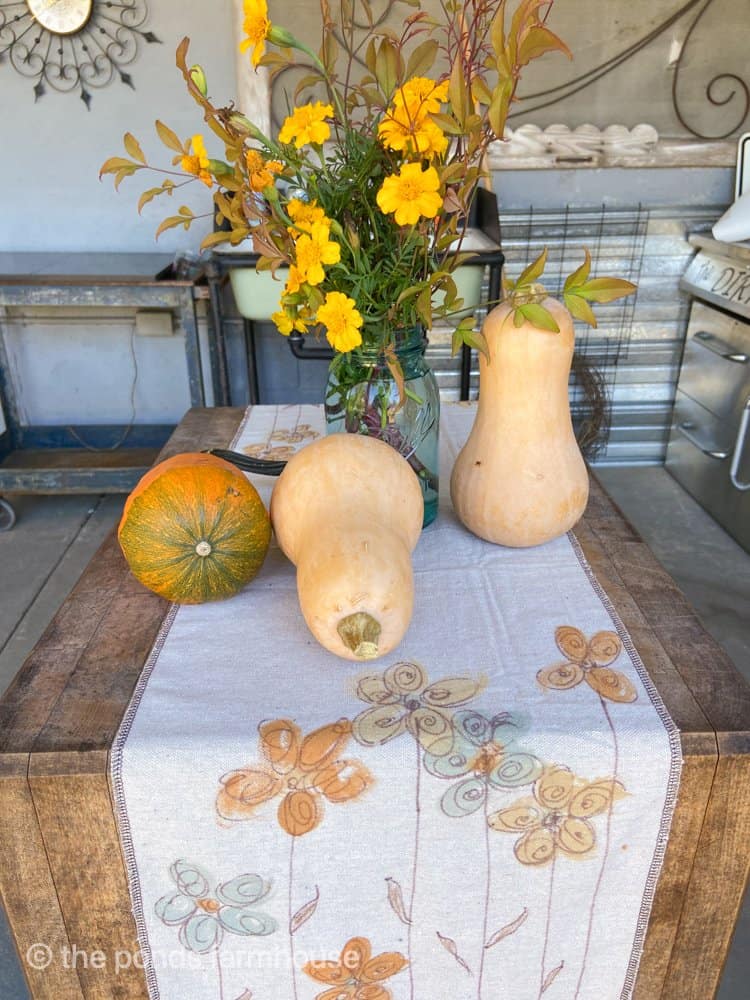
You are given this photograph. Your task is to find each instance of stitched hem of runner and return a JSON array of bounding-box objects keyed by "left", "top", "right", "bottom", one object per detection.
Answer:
[
  {"left": 109, "top": 404, "right": 256, "bottom": 1000},
  {"left": 568, "top": 529, "right": 683, "bottom": 1000}
]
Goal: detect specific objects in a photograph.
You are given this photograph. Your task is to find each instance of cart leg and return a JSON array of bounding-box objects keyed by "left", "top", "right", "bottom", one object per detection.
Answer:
[{"left": 0, "top": 497, "right": 16, "bottom": 531}]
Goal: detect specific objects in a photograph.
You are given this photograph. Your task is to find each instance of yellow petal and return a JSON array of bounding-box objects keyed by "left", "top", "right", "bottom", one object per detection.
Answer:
[
  {"left": 555, "top": 625, "right": 588, "bottom": 662},
  {"left": 569, "top": 778, "right": 625, "bottom": 818},
  {"left": 557, "top": 816, "right": 596, "bottom": 856},
  {"left": 588, "top": 630, "right": 622, "bottom": 665},
  {"left": 488, "top": 797, "right": 542, "bottom": 833},
  {"left": 586, "top": 667, "right": 637, "bottom": 703},
  {"left": 535, "top": 766, "right": 575, "bottom": 811},
  {"left": 537, "top": 661, "right": 584, "bottom": 691},
  {"left": 515, "top": 827, "right": 556, "bottom": 866}
]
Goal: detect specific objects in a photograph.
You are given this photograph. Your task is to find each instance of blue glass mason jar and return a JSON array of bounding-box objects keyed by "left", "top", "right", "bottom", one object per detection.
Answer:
[{"left": 324, "top": 327, "right": 440, "bottom": 527}]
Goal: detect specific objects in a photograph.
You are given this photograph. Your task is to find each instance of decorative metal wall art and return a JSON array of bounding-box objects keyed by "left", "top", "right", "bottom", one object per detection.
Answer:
[
  {"left": 267, "top": 0, "right": 748, "bottom": 146},
  {"left": 510, "top": 0, "right": 748, "bottom": 141},
  {"left": 0, "top": 0, "right": 160, "bottom": 109}
]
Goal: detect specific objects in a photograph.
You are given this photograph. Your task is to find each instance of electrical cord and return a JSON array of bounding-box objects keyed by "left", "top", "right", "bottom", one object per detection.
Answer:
[{"left": 65, "top": 321, "right": 139, "bottom": 452}]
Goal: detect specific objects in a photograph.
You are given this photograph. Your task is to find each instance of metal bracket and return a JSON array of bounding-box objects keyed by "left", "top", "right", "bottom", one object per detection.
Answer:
[
  {"left": 677, "top": 421, "right": 730, "bottom": 460},
  {"left": 730, "top": 397, "right": 750, "bottom": 491}
]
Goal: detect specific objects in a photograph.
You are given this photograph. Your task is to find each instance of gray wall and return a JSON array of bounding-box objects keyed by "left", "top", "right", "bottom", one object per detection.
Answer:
[{"left": 0, "top": 1, "right": 235, "bottom": 254}]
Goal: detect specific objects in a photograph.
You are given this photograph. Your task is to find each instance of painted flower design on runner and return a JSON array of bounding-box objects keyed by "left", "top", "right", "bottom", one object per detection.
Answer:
[
  {"left": 536, "top": 624, "right": 638, "bottom": 998},
  {"left": 243, "top": 421, "right": 319, "bottom": 461},
  {"left": 353, "top": 661, "right": 484, "bottom": 997},
  {"left": 424, "top": 710, "right": 543, "bottom": 816},
  {"left": 537, "top": 626, "right": 637, "bottom": 703},
  {"left": 217, "top": 718, "right": 372, "bottom": 836},
  {"left": 488, "top": 765, "right": 624, "bottom": 866},
  {"left": 303, "top": 936, "right": 408, "bottom": 1000},
  {"left": 425, "top": 710, "right": 542, "bottom": 996},
  {"left": 353, "top": 660, "right": 484, "bottom": 756},
  {"left": 244, "top": 443, "right": 297, "bottom": 460},
  {"left": 155, "top": 860, "right": 276, "bottom": 951}
]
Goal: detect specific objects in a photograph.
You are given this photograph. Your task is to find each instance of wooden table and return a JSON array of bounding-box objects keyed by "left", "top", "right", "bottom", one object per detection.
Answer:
[{"left": 0, "top": 407, "right": 748, "bottom": 1000}]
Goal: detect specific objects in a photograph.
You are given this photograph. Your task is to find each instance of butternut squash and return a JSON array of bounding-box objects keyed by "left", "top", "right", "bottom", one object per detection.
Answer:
[
  {"left": 450, "top": 296, "right": 589, "bottom": 547},
  {"left": 270, "top": 434, "right": 424, "bottom": 661}
]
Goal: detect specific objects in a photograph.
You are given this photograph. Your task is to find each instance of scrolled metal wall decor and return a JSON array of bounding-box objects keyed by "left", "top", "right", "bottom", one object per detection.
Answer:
[
  {"left": 268, "top": 0, "right": 748, "bottom": 143},
  {"left": 0, "top": 0, "right": 160, "bottom": 109},
  {"left": 510, "top": 0, "right": 748, "bottom": 141}
]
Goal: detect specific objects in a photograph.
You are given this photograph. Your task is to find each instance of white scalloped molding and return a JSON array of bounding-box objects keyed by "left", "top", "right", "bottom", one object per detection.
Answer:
[{"left": 489, "top": 123, "right": 734, "bottom": 169}]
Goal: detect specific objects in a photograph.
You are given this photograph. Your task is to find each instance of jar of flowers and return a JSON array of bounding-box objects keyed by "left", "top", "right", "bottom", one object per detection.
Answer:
[{"left": 102, "top": 0, "right": 633, "bottom": 526}]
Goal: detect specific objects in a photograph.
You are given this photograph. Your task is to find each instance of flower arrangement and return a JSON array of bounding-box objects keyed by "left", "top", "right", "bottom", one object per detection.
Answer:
[
  {"left": 102, "top": 0, "right": 579, "bottom": 361},
  {"left": 102, "top": 0, "right": 636, "bottom": 519}
]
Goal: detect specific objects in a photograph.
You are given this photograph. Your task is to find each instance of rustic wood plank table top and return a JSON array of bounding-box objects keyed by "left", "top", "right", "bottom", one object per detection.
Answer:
[{"left": 0, "top": 407, "right": 748, "bottom": 1000}]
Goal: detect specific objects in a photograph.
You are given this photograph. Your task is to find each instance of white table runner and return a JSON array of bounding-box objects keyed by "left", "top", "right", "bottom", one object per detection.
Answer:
[{"left": 112, "top": 403, "right": 681, "bottom": 1000}]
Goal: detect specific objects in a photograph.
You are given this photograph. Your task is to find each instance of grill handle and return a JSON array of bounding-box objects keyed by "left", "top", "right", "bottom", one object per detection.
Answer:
[
  {"left": 730, "top": 397, "right": 750, "bottom": 491},
  {"left": 676, "top": 421, "right": 730, "bottom": 460},
  {"left": 694, "top": 330, "right": 749, "bottom": 364}
]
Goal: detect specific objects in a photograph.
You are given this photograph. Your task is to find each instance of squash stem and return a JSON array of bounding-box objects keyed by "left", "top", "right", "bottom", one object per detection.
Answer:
[{"left": 337, "top": 612, "right": 381, "bottom": 660}]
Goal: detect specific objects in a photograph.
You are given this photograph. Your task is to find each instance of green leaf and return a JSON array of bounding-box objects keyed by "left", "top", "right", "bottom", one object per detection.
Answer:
[
  {"left": 374, "top": 37, "right": 402, "bottom": 101},
  {"left": 200, "top": 230, "right": 233, "bottom": 251},
  {"left": 99, "top": 156, "right": 139, "bottom": 178},
  {"left": 564, "top": 292, "right": 598, "bottom": 328},
  {"left": 137, "top": 186, "right": 167, "bottom": 213},
  {"left": 488, "top": 79, "right": 513, "bottom": 139},
  {"left": 156, "top": 215, "right": 191, "bottom": 239},
  {"left": 417, "top": 285, "right": 433, "bottom": 329},
  {"left": 575, "top": 277, "right": 637, "bottom": 303},
  {"left": 451, "top": 327, "right": 464, "bottom": 356},
  {"left": 124, "top": 133, "right": 146, "bottom": 164},
  {"left": 430, "top": 112, "right": 464, "bottom": 137},
  {"left": 113, "top": 167, "right": 139, "bottom": 191},
  {"left": 513, "top": 308, "right": 525, "bottom": 328},
  {"left": 517, "top": 26, "right": 572, "bottom": 67},
  {"left": 490, "top": 1, "right": 508, "bottom": 63},
  {"left": 563, "top": 248, "right": 592, "bottom": 292},
  {"left": 448, "top": 54, "right": 469, "bottom": 127},
  {"left": 155, "top": 120, "right": 184, "bottom": 154},
  {"left": 514, "top": 247, "right": 548, "bottom": 288},
  {"left": 471, "top": 76, "right": 494, "bottom": 107},
  {"left": 405, "top": 38, "right": 439, "bottom": 80},
  {"left": 462, "top": 329, "right": 489, "bottom": 360},
  {"left": 518, "top": 302, "right": 560, "bottom": 333}
]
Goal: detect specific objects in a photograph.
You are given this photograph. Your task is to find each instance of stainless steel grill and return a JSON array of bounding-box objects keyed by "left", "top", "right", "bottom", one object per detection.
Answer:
[{"left": 667, "top": 235, "right": 750, "bottom": 552}]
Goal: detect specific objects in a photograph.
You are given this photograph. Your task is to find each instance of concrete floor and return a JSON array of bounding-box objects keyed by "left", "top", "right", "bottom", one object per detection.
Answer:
[{"left": 0, "top": 470, "right": 748, "bottom": 998}]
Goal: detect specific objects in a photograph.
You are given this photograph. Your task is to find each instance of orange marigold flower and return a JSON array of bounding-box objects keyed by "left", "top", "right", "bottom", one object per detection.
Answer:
[
  {"left": 272, "top": 307, "right": 309, "bottom": 336},
  {"left": 284, "top": 264, "right": 305, "bottom": 295},
  {"left": 317, "top": 291, "right": 363, "bottom": 353},
  {"left": 489, "top": 765, "right": 625, "bottom": 866},
  {"left": 378, "top": 106, "right": 448, "bottom": 158},
  {"left": 304, "top": 936, "right": 408, "bottom": 1000},
  {"left": 537, "top": 626, "right": 637, "bottom": 703},
  {"left": 217, "top": 718, "right": 372, "bottom": 837},
  {"left": 294, "top": 222, "right": 340, "bottom": 286},
  {"left": 278, "top": 102, "right": 334, "bottom": 148},
  {"left": 239, "top": 0, "right": 270, "bottom": 68},
  {"left": 378, "top": 77, "right": 449, "bottom": 158},
  {"left": 399, "top": 77, "right": 449, "bottom": 113},
  {"left": 376, "top": 163, "right": 442, "bottom": 227},
  {"left": 287, "top": 197, "right": 328, "bottom": 236},
  {"left": 245, "top": 149, "right": 283, "bottom": 192},
  {"left": 181, "top": 135, "right": 213, "bottom": 188}
]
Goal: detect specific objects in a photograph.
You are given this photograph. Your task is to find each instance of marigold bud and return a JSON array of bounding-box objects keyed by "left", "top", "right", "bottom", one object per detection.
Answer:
[{"left": 189, "top": 64, "right": 208, "bottom": 97}]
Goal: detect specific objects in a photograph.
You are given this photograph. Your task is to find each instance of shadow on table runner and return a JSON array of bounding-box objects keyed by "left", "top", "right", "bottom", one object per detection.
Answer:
[{"left": 111, "top": 404, "right": 682, "bottom": 1000}]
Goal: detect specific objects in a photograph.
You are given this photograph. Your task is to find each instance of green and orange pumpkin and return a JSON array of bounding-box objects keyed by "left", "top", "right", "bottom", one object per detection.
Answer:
[{"left": 118, "top": 452, "right": 271, "bottom": 603}]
